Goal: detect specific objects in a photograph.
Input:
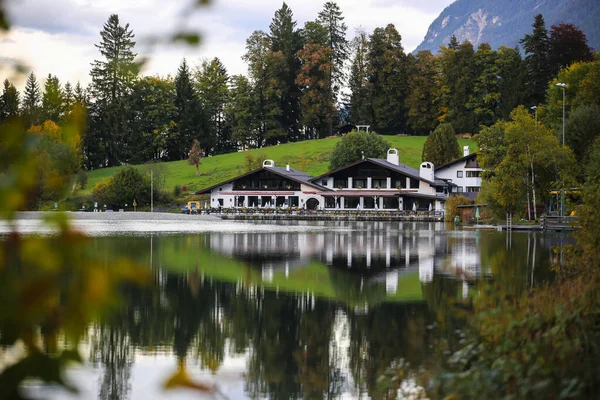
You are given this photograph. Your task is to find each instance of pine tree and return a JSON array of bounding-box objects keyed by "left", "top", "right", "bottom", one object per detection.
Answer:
[
  {"left": 42, "top": 74, "right": 63, "bottom": 123},
  {"left": 268, "top": 2, "right": 301, "bottom": 142},
  {"left": 317, "top": 1, "right": 348, "bottom": 83},
  {"left": 520, "top": 14, "right": 551, "bottom": 107},
  {"left": 448, "top": 35, "right": 460, "bottom": 50},
  {"left": 90, "top": 14, "right": 137, "bottom": 102},
  {"left": 0, "top": 79, "right": 19, "bottom": 123},
  {"left": 347, "top": 28, "right": 371, "bottom": 125},
  {"left": 496, "top": 46, "right": 525, "bottom": 120},
  {"left": 422, "top": 123, "right": 460, "bottom": 166},
  {"left": 226, "top": 75, "right": 255, "bottom": 150},
  {"left": 88, "top": 14, "right": 138, "bottom": 167},
  {"left": 368, "top": 24, "right": 410, "bottom": 133},
  {"left": 243, "top": 30, "right": 286, "bottom": 147},
  {"left": 74, "top": 82, "right": 87, "bottom": 105},
  {"left": 316, "top": 1, "right": 348, "bottom": 134},
  {"left": 438, "top": 41, "right": 477, "bottom": 133},
  {"left": 301, "top": 21, "right": 328, "bottom": 46},
  {"left": 472, "top": 43, "right": 500, "bottom": 129},
  {"left": 195, "top": 58, "right": 232, "bottom": 154},
  {"left": 22, "top": 72, "right": 41, "bottom": 128},
  {"left": 405, "top": 50, "right": 438, "bottom": 134},
  {"left": 127, "top": 76, "right": 175, "bottom": 163},
  {"left": 169, "top": 59, "right": 204, "bottom": 161},
  {"left": 63, "top": 82, "right": 74, "bottom": 120}
]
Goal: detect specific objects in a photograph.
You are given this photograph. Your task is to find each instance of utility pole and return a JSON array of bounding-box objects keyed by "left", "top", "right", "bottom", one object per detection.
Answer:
[
  {"left": 556, "top": 83, "right": 566, "bottom": 217},
  {"left": 151, "top": 169, "right": 154, "bottom": 213},
  {"left": 530, "top": 105, "right": 537, "bottom": 129}
]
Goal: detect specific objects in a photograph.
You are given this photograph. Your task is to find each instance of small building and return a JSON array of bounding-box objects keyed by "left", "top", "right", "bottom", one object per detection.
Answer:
[
  {"left": 434, "top": 146, "right": 483, "bottom": 200},
  {"left": 337, "top": 123, "right": 357, "bottom": 135}
]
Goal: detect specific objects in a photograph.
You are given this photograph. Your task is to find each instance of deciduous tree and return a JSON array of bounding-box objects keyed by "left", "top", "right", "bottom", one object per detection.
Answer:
[
  {"left": 296, "top": 43, "right": 335, "bottom": 139},
  {"left": 548, "top": 23, "right": 594, "bottom": 75},
  {"left": 187, "top": 138, "right": 204, "bottom": 176},
  {"left": 329, "top": 130, "right": 389, "bottom": 170}
]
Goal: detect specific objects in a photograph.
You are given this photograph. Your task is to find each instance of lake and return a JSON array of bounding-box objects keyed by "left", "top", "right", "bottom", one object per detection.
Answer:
[{"left": 1, "top": 216, "right": 569, "bottom": 399}]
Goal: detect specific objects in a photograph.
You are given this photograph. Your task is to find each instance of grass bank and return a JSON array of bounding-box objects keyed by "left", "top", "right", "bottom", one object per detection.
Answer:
[{"left": 78, "top": 136, "right": 477, "bottom": 198}]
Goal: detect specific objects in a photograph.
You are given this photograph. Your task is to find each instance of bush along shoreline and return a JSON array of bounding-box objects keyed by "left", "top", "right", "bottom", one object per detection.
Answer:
[{"left": 377, "top": 182, "right": 600, "bottom": 399}]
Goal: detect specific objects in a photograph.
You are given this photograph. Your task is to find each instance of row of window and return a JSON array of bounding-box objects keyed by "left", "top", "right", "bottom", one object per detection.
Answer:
[
  {"left": 453, "top": 186, "right": 480, "bottom": 193},
  {"left": 456, "top": 170, "right": 481, "bottom": 178},
  {"left": 325, "top": 178, "right": 419, "bottom": 189}
]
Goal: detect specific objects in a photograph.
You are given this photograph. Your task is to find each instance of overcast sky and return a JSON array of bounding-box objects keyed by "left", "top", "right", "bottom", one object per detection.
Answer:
[{"left": 0, "top": 0, "right": 454, "bottom": 89}]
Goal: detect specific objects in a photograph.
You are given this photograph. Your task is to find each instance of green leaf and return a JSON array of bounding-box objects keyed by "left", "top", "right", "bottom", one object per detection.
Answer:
[{"left": 172, "top": 33, "right": 201, "bottom": 46}]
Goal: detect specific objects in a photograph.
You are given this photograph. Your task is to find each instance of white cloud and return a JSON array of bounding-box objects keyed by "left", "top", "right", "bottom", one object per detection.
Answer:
[{"left": 0, "top": 0, "right": 453, "bottom": 90}]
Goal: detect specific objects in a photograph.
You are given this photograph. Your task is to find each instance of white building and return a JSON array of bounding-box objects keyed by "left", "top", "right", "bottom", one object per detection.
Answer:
[
  {"left": 197, "top": 148, "right": 480, "bottom": 211},
  {"left": 434, "top": 146, "right": 483, "bottom": 200}
]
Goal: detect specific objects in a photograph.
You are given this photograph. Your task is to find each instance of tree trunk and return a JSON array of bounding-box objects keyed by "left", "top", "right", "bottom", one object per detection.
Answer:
[
  {"left": 531, "top": 162, "right": 537, "bottom": 220},
  {"left": 526, "top": 172, "right": 531, "bottom": 221}
]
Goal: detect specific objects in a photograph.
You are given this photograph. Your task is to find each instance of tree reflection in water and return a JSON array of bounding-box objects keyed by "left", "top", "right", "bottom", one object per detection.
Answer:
[{"left": 12, "top": 227, "right": 562, "bottom": 399}]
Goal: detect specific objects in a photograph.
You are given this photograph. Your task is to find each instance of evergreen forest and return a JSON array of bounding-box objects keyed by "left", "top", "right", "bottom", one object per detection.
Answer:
[{"left": 1, "top": 3, "right": 596, "bottom": 172}]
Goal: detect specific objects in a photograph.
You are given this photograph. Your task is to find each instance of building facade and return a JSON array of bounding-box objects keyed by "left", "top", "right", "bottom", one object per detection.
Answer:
[
  {"left": 197, "top": 148, "right": 463, "bottom": 211},
  {"left": 434, "top": 146, "right": 483, "bottom": 200}
]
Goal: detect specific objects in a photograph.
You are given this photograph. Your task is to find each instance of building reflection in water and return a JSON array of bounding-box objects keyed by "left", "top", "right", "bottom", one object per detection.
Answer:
[
  {"left": 207, "top": 221, "right": 487, "bottom": 299},
  {"left": 22, "top": 225, "right": 564, "bottom": 399}
]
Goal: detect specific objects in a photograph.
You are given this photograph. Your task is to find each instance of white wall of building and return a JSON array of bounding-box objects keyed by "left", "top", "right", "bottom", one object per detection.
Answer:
[{"left": 435, "top": 162, "right": 482, "bottom": 194}]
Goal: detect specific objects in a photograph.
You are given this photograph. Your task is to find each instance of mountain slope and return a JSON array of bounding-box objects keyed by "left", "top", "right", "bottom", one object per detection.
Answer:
[{"left": 415, "top": 0, "right": 600, "bottom": 53}]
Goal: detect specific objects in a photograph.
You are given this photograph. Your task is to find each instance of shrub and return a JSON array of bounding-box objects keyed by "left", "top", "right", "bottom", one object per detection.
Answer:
[
  {"left": 173, "top": 185, "right": 182, "bottom": 197},
  {"left": 77, "top": 169, "right": 88, "bottom": 190},
  {"left": 444, "top": 194, "right": 472, "bottom": 221},
  {"left": 91, "top": 167, "right": 150, "bottom": 207}
]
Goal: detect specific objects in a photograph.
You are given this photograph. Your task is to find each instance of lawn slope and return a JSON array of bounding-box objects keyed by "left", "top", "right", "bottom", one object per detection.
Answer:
[{"left": 83, "top": 136, "right": 477, "bottom": 196}]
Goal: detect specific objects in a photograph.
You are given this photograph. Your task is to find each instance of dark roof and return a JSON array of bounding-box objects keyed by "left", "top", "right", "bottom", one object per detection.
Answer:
[
  {"left": 195, "top": 166, "right": 328, "bottom": 195},
  {"left": 436, "top": 153, "right": 478, "bottom": 171},
  {"left": 312, "top": 158, "right": 451, "bottom": 187}
]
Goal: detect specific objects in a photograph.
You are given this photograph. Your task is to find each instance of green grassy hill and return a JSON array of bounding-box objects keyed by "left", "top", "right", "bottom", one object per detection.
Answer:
[{"left": 82, "top": 136, "right": 477, "bottom": 197}]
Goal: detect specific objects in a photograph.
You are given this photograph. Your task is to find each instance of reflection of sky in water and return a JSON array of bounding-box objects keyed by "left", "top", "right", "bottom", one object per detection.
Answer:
[{"left": 4, "top": 216, "right": 569, "bottom": 399}]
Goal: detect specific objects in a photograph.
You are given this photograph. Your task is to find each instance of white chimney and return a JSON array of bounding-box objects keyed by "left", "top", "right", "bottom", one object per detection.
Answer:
[
  {"left": 463, "top": 146, "right": 470, "bottom": 157},
  {"left": 286, "top": 164, "right": 290, "bottom": 171},
  {"left": 419, "top": 162, "right": 435, "bottom": 182},
  {"left": 263, "top": 159, "right": 275, "bottom": 168},
  {"left": 387, "top": 148, "right": 399, "bottom": 165}
]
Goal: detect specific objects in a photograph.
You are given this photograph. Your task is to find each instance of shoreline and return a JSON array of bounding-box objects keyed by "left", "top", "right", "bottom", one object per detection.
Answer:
[{"left": 14, "top": 211, "right": 222, "bottom": 221}]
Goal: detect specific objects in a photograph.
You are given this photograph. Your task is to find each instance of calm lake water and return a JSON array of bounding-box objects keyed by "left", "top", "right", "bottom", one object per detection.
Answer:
[{"left": 2, "top": 218, "right": 570, "bottom": 399}]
